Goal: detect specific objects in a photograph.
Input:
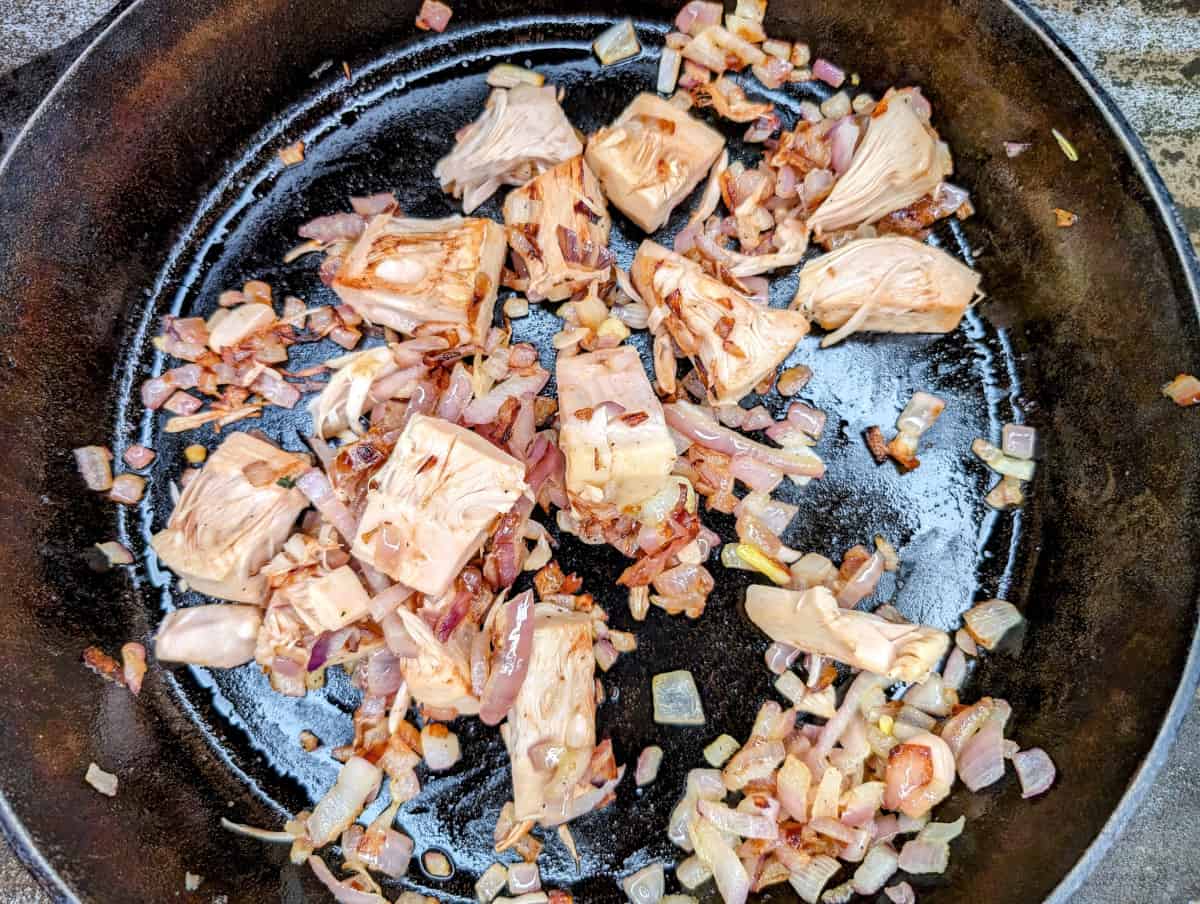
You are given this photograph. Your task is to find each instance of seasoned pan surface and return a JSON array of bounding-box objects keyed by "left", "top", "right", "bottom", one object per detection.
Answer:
[{"left": 0, "top": 1, "right": 1197, "bottom": 902}]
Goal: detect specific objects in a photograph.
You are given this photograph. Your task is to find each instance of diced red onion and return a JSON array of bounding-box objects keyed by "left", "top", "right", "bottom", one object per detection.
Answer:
[
  {"left": 371, "top": 829, "right": 414, "bottom": 879},
  {"left": 765, "top": 642, "right": 800, "bottom": 675},
  {"left": 812, "top": 58, "right": 845, "bottom": 87},
  {"left": 416, "top": 0, "right": 453, "bottom": 32},
  {"left": 123, "top": 445, "right": 156, "bottom": 469},
  {"left": 365, "top": 649, "right": 404, "bottom": 697},
  {"left": 698, "top": 798, "right": 778, "bottom": 839},
  {"left": 957, "top": 700, "right": 1011, "bottom": 791},
  {"left": 1001, "top": 423, "right": 1037, "bottom": 460},
  {"left": 730, "top": 454, "right": 783, "bottom": 493},
  {"left": 108, "top": 474, "right": 145, "bottom": 505},
  {"left": 636, "top": 745, "right": 664, "bottom": 786},
  {"left": 675, "top": 0, "right": 721, "bottom": 35},
  {"left": 368, "top": 583, "right": 414, "bottom": 622},
  {"left": 830, "top": 117, "right": 861, "bottom": 174},
  {"left": 788, "top": 854, "right": 839, "bottom": 903},
  {"left": 479, "top": 590, "right": 535, "bottom": 725},
  {"left": 836, "top": 552, "right": 884, "bottom": 607},
  {"left": 507, "top": 861, "right": 542, "bottom": 895},
  {"left": 1012, "top": 747, "right": 1056, "bottom": 798},
  {"left": 141, "top": 375, "right": 175, "bottom": 410},
  {"left": 350, "top": 193, "right": 398, "bottom": 216},
  {"left": 308, "top": 856, "right": 386, "bottom": 904},
  {"left": 296, "top": 468, "right": 358, "bottom": 544},
  {"left": 666, "top": 401, "right": 824, "bottom": 478},
  {"left": 463, "top": 372, "right": 548, "bottom": 424},
  {"left": 884, "top": 882, "right": 916, "bottom": 904},
  {"left": 941, "top": 647, "right": 968, "bottom": 691},
  {"left": 690, "top": 818, "right": 750, "bottom": 904}
]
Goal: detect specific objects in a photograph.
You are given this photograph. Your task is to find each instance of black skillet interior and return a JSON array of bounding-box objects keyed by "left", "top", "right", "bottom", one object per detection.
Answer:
[{"left": 0, "top": 0, "right": 1198, "bottom": 902}]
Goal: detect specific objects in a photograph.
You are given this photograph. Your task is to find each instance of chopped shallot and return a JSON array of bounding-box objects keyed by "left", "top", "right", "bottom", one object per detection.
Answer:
[
  {"left": 653, "top": 670, "right": 706, "bottom": 725},
  {"left": 85, "top": 763, "right": 118, "bottom": 797},
  {"left": 1012, "top": 747, "right": 1056, "bottom": 798},
  {"left": 962, "top": 598, "right": 1024, "bottom": 650},
  {"left": 636, "top": 746, "right": 664, "bottom": 786},
  {"left": 416, "top": 0, "right": 453, "bottom": 32}
]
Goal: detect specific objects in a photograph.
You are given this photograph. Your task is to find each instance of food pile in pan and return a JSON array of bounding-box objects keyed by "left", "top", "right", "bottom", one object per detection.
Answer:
[{"left": 75, "top": 2, "right": 1059, "bottom": 901}]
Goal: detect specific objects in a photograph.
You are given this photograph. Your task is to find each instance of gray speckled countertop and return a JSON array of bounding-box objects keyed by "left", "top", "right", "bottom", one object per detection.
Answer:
[{"left": 1, "top": 0, "right": 1198, "bottom": 901}]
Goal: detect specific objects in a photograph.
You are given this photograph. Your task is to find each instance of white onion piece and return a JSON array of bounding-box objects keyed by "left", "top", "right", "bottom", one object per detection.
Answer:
[
  {"left": 1001, "top": 423, "right": 1037, "bottom": 460},
  {"left": 884, "top": 882, "right": 916, "bottom": 904},
  {"left": 622, "top": 862, "right": 665, "bottom": 904},
  {"left": 788, "top": 854, "right": 840, "bottom": 904},
  {"left": 636, "top": 745, "right": 664, "bottom": 786},
  {"left": 74, "top": 446, "right": 114, "bottom": 491},
  {"left": 852, "top": 844, "right": 899, "bottom": 894},
  {"left": 897, "top": 838, "right": 949, "bottom": 874},
  {"left": 420, "top": 724, "right": 461, "bottom": 771},
  {"left": 777, "top": 755, "right": 811, "bottom": 821},
  {"left": 698, "top": 798, "right": 778, "bottom": 839},
  {"left": 652, "top": 670, "right": 706, "bottom": 725},
  {"left": 594, "top": 18, "right": 640, "bottom": 65},
  {"left": 85, "top": 763, "right": 118, "bottom": 797},
  {"left": 507, "top": 862, "right": 541, "bottom": 895},
  {"left": 957, "top": 700, "right": 1011, "bottom": 791},
  {"left": 475, "top": 862, "right": 509, "bottom": 903},
  {"left": 897, "top": 391, "right": 946, "bottom": 436},
  {"left": 486, "top": 64, "right": 545, "bottom": 88},
  {"left": 658, "top": 48, "right": 683, "bottom": 94},
  {"left": 689, "top": 818, "right": 750, "bottom": 904},
  {"left": 918, "top": 815, "right": 965, "bottom": 844},
  {"left": 962, "top": 599, "right": 1024, "bottom": 650},
  {"left": 765, "top": 641, "right": 800, "bottom": 675},
  {"left": 902, "top": 673, "right": 955, "bottom": 717},
  {"left": 1012, "top": 747, "right": 1056, "bottom": 798},
  {"left": 676, "top": 854, "right": 711, "bottom": 890},
  {"left": 307, "top": 756, "right": 382, "bottom": 846}
]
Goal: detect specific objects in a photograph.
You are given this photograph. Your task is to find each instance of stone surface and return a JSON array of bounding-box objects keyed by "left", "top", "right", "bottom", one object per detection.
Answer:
[{"left": 0, "top": 0, "right": 1197, "bottom": 901}]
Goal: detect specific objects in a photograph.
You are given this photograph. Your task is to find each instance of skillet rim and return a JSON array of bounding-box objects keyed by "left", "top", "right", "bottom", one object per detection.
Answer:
[{"left": 0, "top": 0, "right": 1197, "bottom": 901}]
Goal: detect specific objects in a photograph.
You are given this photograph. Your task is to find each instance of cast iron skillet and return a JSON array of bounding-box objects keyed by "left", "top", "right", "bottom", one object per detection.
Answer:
[{"left": 1, "top": 0, "right": 1198, "bottom": 901}]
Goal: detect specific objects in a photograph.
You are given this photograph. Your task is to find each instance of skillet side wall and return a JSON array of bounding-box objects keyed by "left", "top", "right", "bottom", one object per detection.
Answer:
[{"left": 0, "top": 0, "right": 1197, "bottom": 901}]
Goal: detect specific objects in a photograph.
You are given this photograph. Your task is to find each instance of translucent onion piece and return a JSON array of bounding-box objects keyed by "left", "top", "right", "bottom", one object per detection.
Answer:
[
  {"left": 487, "top": 64, "right": 546, "bottom": 89},
  {"left": 636, "top": 745, "right": 665, "bottom": 786},
  {"left": 1001, "top": 423, "right": 1037, "bottom": 460},
  {"left": 622, "top": 863, "right": 665, "bottom": 904},
  {"left": 1012, "top": 747, "right": 1056, "bottom": 798},
  {"left": 703, "top": 734, "right": 740, "bottom": 767},
  {"left": 788, "top": 854, "right": 840, "bottom": 904},
  {"left": 658, "top": 47, "right": 683, "bottom": 94},
  {"left": 652, "top": 670, "right": 706, "bottom": 725},
  {"left": 475, "top": 863, "right": 509, "bottom": 902},
  {"left": 962, "top": 598, "right": 1024, "bottom": 650},
  {"left": 594, "top": 19, "right": 641, "bottom": 65}
]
